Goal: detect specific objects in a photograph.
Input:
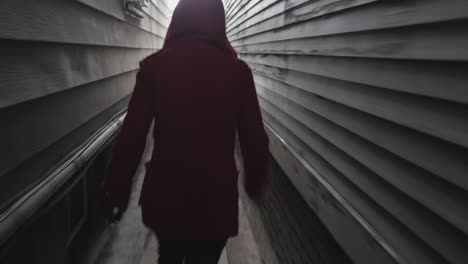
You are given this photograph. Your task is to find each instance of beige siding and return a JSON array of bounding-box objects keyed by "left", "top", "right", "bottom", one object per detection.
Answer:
[
  {"left": 0, "top": 0, "right": 170, "bottom": 211},
  {"left": 225, "top": 0, "right": 468, "bottom": 263}
]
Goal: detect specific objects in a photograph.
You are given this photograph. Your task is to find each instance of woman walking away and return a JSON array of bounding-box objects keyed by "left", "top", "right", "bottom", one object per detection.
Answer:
[{"left": 101, "top": 0, "right": 269, "bottom": 263}]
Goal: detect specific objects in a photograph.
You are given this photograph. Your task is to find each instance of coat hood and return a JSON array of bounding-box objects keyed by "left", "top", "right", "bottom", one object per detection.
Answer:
[{"left": 163, "top": 0, "right": 236, "bottom": 56}]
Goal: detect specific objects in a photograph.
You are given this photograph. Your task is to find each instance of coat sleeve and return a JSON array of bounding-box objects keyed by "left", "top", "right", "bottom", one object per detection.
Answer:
[
  {"left": 102, "top": 67, "right": 153, "bottom": 213},
  {"left": 238, "top": 65, "right": 270, "bottom": 198}
]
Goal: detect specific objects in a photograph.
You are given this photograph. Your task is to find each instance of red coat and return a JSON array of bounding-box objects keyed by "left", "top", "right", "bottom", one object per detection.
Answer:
[{"left": 102, "top": 0, "right": 269, "bottom": 240}]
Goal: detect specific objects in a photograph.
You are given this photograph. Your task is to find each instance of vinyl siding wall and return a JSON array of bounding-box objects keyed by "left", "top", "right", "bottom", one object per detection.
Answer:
[
  {"left": 0, "top": 0, "right": 171, "bottom": 212},
  {"left": 223, "top": 0, "right": 468, "bottom": 263}
]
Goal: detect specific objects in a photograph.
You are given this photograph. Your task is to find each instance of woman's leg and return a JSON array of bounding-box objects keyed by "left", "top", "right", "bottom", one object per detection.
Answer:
[
  {"left": 157, "top": 238, "right": 185, "bottom": 264},
  {"left": 184, "top": 239, "right": 227, "bottom": 264}
]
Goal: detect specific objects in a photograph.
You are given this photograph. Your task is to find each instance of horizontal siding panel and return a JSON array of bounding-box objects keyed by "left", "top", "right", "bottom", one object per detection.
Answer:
[
  {"left": 226, "top": 0, "right": 280, "bottom": 30},
  {"left": 75, "top": 0, "right": 168, "bottom": 36},
  {"left": 247, "top": 60, "right": 468, "bottom": 105},
  {"left": 0, "top": 40, "right": 154, "bottom": 108},
  {"left": 149, "top": 18, "right": 169, "bottom": 38},
  {"left": 0, "top": 0, "right": 170, "bottom": 233},
  {"left": 261, "top": 110, "right": 445, "bottom": 264},
  {"left": 227, "top": 0, "right": 468, "bottom": 263},
  {"left": 0, "top": 0, "right": 164, "bottom": 49},
  {"left": 224, "top": 0, "right": 237, "bottom": 14},
  {"left": 254, "top": 74, "right": 468, "bottom": 197},
  {"left": 260, "top": 100, "right": 468, "bottom": 263},
  {"left": 226, "top": 0, "right": 248, "bottom": 20},
  {"left": 257, "top": 84, "right": 468, "bottom": 236},
  {"left": 227, "top": 0, "right": 376, "bottom": 36},
  {"left": 229, "top": 0, "right": 468, "bottom": 45},
  {"left": 150, "top": 0, "right": 172, "bottom": 19},
  {"left": 263, "top": 123, "right": 397, "bottom": 264},
  {"left": 0, "top": 98, "right": 129, "bottom": 211},
  {"left": 235, "top": 20, "right": 468, "bottom": 61},
  {"left": 146, "top": 1, "right": 171, "bottom": 28},
  {"left": 0, "top": 71, "right": 136, "bottom": 180},
  {"left": 241, "top": 57, "right": 468, "bottom": 149}
]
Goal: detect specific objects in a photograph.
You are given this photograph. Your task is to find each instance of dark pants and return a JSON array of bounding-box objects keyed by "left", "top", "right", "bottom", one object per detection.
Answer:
[{"left": 158, "top": 237, "right": 227, "bottom": 264}]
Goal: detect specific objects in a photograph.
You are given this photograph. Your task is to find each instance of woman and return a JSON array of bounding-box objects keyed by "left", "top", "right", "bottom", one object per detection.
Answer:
[{"left": 101, "top": 0, "right": 269, "bottom": 263}]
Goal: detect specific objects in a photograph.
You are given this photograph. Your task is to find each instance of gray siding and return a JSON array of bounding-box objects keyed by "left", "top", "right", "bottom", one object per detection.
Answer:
[
  {"left": 0, "top": 0, "right": 171, "bottom": 211},
  {"left": 224, "top": 0, "right": 468, "bottom": 263}
]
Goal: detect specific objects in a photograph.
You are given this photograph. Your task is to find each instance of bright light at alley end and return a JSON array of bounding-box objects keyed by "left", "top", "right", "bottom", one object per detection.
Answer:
[{"left": 167, "top": 0, "right": 180, "bottom": 10}]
